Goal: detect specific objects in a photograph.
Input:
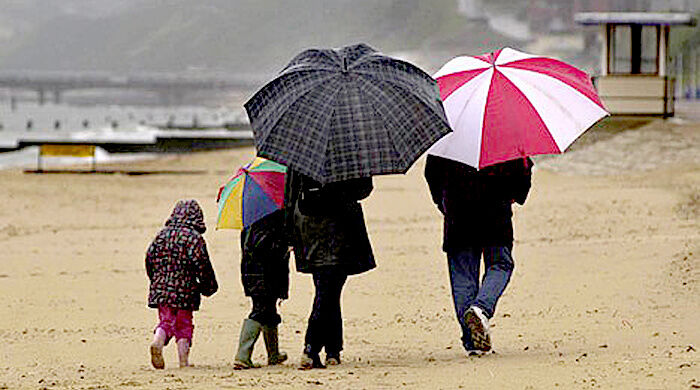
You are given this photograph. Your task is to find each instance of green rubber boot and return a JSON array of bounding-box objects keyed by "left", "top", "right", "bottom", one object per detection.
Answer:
[
  {"left": 262, "top": 325, "right": 288, "bottom": 365},
  {"left": 233, "top": 319, "right": 262, "bottom": 369}
]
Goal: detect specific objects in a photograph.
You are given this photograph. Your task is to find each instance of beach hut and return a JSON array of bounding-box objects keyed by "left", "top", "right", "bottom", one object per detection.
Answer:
[{"left": 575, "top": 12, "right": 697, "bottom": 117}]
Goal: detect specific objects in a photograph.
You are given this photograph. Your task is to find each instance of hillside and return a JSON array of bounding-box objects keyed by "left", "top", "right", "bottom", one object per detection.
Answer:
[{"left": 0, "top": 0, "right": 523, "bottom": 77}]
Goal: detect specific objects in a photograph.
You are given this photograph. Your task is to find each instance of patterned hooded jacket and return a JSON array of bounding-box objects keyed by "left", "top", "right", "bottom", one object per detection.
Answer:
[{"left": 146, "top": 199, "right": 218, "bottom": 311}]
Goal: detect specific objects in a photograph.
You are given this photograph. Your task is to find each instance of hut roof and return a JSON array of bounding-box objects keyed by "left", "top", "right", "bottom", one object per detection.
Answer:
[{"left": 575, "top": 12, "right": 697, "bottom": 26}]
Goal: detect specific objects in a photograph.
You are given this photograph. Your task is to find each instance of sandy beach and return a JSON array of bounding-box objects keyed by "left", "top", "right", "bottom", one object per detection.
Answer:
[{"left": 1, "top": 116, "right": 698, "bottom": 389}]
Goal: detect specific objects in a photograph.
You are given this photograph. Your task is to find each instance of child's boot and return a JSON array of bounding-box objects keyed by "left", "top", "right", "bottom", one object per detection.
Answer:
[
  {"left": 233, "top": 318, "right": 262, "bottom": 369},
  {"left": 177, "top": 338, "right": 191, "bottom": 368},
  {"left": 262, "top": 325, "right": 287, "bottom": 365},
  {"left": 150, "top": 327, "right": 166, "bottom": 369}
]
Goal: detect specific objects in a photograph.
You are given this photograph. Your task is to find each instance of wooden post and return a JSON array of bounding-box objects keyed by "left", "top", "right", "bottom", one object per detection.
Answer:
[
  {"left": 659, "top": 26, "right": 668, "bottom": 77},
  {"left": 37, "top": 148, "right": 43, "bottom": 172},
  {"left": 690, "top": 48, "right": 698, "bottom": 99},
  {"left": 601, "top": 25, "right": 609, "bottom": 76},
  {"left": 676, "top": 51, "right": 683, "bottom": 99},
  {"left": 630, "top": 25, "right": 642, "bottom": 75}
]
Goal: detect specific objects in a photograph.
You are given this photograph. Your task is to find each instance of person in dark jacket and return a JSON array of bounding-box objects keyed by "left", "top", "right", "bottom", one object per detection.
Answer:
[
  {"left": 284, "top": 170, "right": 375, "bottom": 369},
  {"left": 234, "top": 209, "right": 290, "bottom": 369},
  {"left": 424, "top": 155, "right": 532, "bottom": 354},
  {"left": 146, "top": 199, "right": 218, "bottom": 369}
]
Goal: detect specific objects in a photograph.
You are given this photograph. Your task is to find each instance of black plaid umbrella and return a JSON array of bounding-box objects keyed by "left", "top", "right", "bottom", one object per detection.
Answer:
[{"left": 244, "top": 43, "right": 451, "bottom": 184}]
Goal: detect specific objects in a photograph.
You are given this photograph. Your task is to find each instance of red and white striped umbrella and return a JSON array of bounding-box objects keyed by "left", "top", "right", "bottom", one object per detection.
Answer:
[{"left": 427, "top": 47, "right": 609, "bottom": 169}]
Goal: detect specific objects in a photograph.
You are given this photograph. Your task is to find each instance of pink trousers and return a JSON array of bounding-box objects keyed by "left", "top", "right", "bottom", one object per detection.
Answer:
[{"left": 155, "top": 305, "right": 194, "bottom": 344}]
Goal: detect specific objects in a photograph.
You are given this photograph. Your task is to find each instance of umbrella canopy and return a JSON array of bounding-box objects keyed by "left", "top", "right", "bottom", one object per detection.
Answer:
[
  {"left": 216, "top": 157, "right": 286, "bottom": 230},
  {"left": 427, "top": 47, "right": 609, "bottom": 169},
  {"left": 244, "top": 43, "right": 451, "bottom": 184}
]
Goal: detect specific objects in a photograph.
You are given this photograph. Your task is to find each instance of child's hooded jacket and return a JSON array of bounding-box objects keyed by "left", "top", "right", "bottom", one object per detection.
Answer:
[{"left": 146, "top": 199, "right": 218, "bottom": 310}]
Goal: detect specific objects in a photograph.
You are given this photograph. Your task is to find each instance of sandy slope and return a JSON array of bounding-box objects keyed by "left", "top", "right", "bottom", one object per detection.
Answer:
[{"left": 0, "top": 119, "right": 697, "bottom": 389}]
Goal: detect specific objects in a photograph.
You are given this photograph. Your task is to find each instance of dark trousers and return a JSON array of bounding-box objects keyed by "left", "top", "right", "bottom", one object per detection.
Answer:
[
  {"left": 304, "top": 269, "right": 347, "bottom": 356},
  {"left": 249, "top": 296, "right": 281, "bottom": 327}
]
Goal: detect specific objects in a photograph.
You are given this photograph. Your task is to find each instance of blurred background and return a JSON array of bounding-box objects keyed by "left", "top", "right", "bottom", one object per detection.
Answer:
[{"left": 0, "top": 0, "right": 698, "bottom": 167}]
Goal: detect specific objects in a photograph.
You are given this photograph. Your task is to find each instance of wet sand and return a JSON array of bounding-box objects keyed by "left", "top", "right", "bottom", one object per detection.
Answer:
[{"left": 0, "top": 117, "right": 698, "bottom": 389}]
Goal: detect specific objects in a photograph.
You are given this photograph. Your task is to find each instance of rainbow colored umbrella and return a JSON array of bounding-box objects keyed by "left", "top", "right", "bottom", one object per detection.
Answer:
[{"left": 216, "top": 157, "right": 286, "bottom": 229}]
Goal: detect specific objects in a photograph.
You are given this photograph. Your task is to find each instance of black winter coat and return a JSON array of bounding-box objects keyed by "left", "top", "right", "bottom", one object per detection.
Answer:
[
  {"left": 424, "top": 155, "right": 533, "bottom": 250},
  {"left": 284, "top": 170, "right": 376, "bottom": 276},
  {"left": 240, "top": 210, "right": 290, "bottom": 299}
]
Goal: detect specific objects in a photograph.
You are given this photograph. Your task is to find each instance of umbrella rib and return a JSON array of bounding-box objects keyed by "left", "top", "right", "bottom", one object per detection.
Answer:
[
  {"left": 361, "top": 79, "right": 446, "bottom": 170},
  {"left": 454, "top": 68, "right": 494, "bottom": 168},
  {"left": 365, "top": 100, "right": 404, "bottom": 167},
  {"left": 267, "top": 81, "right": 342, "bottom": 182},
  {"left": 255, "top": 73, "right": 340, "bottom": 148},
  {"left": 500, "top": 68, "right": 586, "bottom": 133},
  {"left": 280, "top": 63, "right": 338, "bottom": 77},
  {"left": 280, "top": 49, "right": 341, "bottom": 75},
  {"left": 311, "top": 85, "right": 343, "bottom": 182},
  {"left": 353, "top": 66, "right": 441, "bottom": 116},
  {"left": 498, "top": 66, "right": 608, "bottom": 151}
]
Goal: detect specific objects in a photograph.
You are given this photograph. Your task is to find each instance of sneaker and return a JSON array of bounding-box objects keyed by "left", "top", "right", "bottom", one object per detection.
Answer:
[
  {"left": 150, "top": 343, "right": 165, "bottom": 369},
  {"left": 325, "top": 354, "right": 341, "bottom": 366},
  {"left": 299, "top": 352, "right": 325, "bottom": 370},
  {"left": 465, "top": 306, "right": 491, "bottom": 352}
]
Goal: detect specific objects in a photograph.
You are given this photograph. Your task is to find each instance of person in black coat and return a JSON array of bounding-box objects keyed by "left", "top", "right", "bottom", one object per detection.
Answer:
[
  {"left": 234, "top": 210, "right": 290, "bottom": 369},
  {"left": 284, "top": 170, "right": 375, "bottom": 369},
  {"left": 425, "top": 154, "right": 532, "bottom": 354}
]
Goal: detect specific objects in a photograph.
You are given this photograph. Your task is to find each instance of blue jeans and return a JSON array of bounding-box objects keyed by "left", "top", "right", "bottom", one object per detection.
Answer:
[{"left": 447, "top": 246, "right": 514, "bottom": 349}]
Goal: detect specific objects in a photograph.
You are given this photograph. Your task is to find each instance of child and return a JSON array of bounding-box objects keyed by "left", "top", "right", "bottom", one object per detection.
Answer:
[
  {"left": 146, "top": 199, "right": 218, "bottom": 369},
  {"left": 234, "top": 209, "right": 290, "bottom": 369}
]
